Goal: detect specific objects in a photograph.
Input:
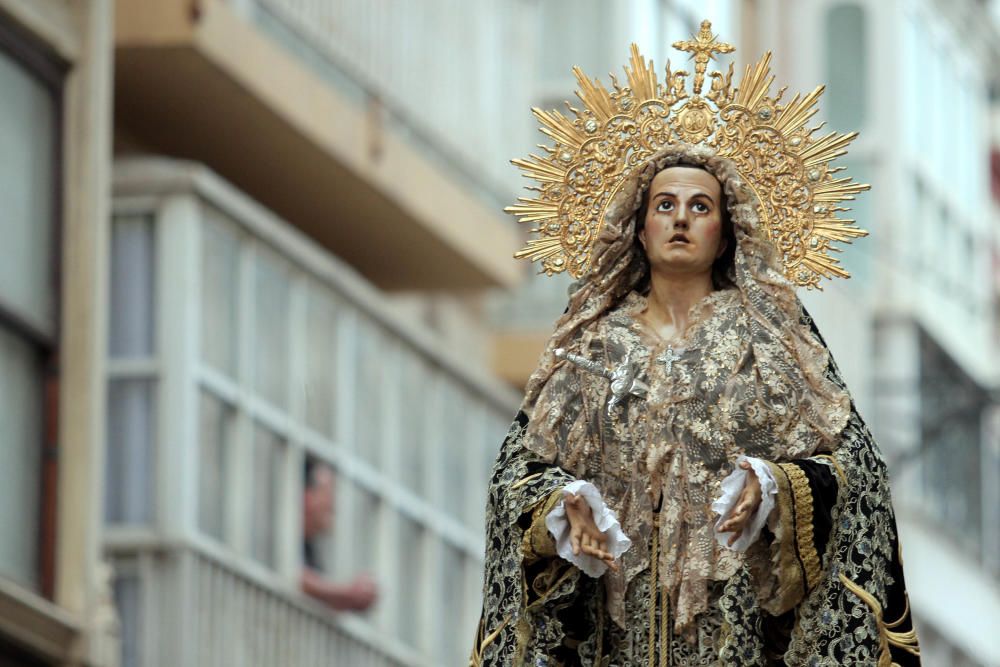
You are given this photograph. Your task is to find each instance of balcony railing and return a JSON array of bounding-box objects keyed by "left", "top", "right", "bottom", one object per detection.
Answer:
[{"left": 105, "top": 157, "right": 519, "bottom": 666}]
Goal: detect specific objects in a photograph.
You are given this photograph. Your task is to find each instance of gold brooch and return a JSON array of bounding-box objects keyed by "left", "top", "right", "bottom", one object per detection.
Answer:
[{"left": 507, "top": 20, "right": 869, "bottom": 289}]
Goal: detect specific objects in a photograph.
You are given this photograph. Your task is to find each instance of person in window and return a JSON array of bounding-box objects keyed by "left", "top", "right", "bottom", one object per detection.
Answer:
[
  {"left": 471, "top": 28, "right": 920, "bottom": 667},
  {"left": 301, "top": 458, "right": 378, "bottom": 612}
]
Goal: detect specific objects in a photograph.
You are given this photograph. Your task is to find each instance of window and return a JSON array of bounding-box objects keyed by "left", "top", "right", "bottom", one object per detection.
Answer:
[
  {"left": 250, "top": 423, "right": 284, "bottom": 567},
  {"left": 902, "top": 12, "right": 922, "bottom": 156},
  {"left": 919, "top": 333, "right": 986, "bottom": 552},
  {"left": 983, "top": 407, "right": 1000, "bottom": 574},
  {"left": 0, "top": 18, "right": 64, "bottom": 594},
  {"left": 106, "top": 215, "right": 157, "bottom": 526},
  {"left": 304, "top": 283, "right": 339, "bottom": 438},
  {"left": 200, "top": 210, "right": 240, "bottom": 377},
  {"left": 197, "top": 390, "right": 234, "bottom": 540},
  {"left": 397, "top": 354, "right": 429, "bottom": 495}
]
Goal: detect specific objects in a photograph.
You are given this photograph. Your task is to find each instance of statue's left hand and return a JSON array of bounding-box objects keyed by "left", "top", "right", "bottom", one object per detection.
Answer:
[{"left": 718, "top": 460, "right": 762, "bottom": 546}]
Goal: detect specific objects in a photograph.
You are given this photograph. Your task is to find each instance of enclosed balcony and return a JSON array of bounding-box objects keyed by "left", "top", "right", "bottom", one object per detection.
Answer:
[
  {"left": 113, "top": 0, "right": 530, "bottom": 291},
  {"left": 104, "top": 158, "right": 518, "bottom": 666}
]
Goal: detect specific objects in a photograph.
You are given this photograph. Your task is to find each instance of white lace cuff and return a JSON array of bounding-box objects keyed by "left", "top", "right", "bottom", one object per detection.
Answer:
[
  {"left": 712, "top": 455, "right": 778, "bottom": 552},
  {"left": 545, "top": 480, "right": 632, "bottom": 577}
]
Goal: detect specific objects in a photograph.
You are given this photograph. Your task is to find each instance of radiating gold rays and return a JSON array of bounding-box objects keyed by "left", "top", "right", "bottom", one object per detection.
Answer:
[{"left": 507, "top": 20, "right": 870, "bottom": 288}]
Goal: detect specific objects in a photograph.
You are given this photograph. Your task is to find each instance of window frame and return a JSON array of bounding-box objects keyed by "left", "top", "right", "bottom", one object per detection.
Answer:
[{"left": 0, "top": 11, "right": 67, "bottom": 600}]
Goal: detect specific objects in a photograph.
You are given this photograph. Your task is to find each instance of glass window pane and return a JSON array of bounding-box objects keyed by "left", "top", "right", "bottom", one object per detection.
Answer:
[
  {"left": 113, "top": 572, "right": 142, "bottom": 667},
  {"left": 919, "top": 337, "right": 985, "bottom": 548},
  {"left": 984, "top": 409, "right": 1000, "bottom": 573},
  {"left": 903, "top": 14, "right": 921, "bottom": 156},
  {"left": 0, "top": 49, "right": 56, "bottom": 336},
  {"left": 437, "top": 543, "right": 465, "bottom": 666},
  {"left": 439, "top": 383, "right": 467, "bottom": 516},
  {"left": 109, "top": 215, "right": 155, "bottom": 358},
  {"left": 253, "top": 245, "right": 290, "bottom": 408},
  {"left": 352, "top": 484, "right": 380, "bottom": 579},
  {"left": 201, "top": 211, "right": 240, "bottom": 376},
  {"left": 304, "top": 284, "right": 337, "bottom": 437},
  {"left": 824, "top": 4, "right": 868, "bottom": 132},
  {"left": 198, "top": 391, "right": 235, "bottom": 541},
  {"left": 397, "top": 356, "right": 427, "bottom": 493},
  {"left": 105, "top": 378, "right": 157, "bottom": 524},
  {"left": 251, "top": 423, "right": 284, "bottom": 567},
  {"left": 397, "top": 517, "right": 423, "bottom": 648},
  {"left": 0, "top": 326, "right": 42, "bottom": 588},
  {"left": 355, "top": 323, "right": 385, "bottom": 467}
]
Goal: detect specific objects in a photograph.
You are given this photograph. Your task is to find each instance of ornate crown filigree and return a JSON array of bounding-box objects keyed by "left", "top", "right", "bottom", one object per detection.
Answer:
[{"left": 507, "top": 20, "right": 869, "bottom": 289}]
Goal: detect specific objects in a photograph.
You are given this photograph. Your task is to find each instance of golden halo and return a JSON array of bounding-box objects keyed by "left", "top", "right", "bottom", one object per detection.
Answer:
[{"left": 507, "top": 19, "right": 869, "bottom": 289}]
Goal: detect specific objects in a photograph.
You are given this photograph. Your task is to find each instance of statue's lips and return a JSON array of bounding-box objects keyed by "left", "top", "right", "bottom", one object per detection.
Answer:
[{"left": 667, "top": 234, "right": 690, "bottom": 244}]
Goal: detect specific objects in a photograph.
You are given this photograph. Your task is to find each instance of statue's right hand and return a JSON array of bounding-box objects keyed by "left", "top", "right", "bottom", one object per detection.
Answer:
[{"left": 564, "top": 493, "right": 619, "bottom": 571}]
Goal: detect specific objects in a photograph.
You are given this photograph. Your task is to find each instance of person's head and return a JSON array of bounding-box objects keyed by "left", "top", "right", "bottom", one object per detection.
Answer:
[
  {"left": 635, "top": 163, "right": 736, "bottom": 289},
  {"left": 303, "top": 459, "right": 335, "bottom": 539}
]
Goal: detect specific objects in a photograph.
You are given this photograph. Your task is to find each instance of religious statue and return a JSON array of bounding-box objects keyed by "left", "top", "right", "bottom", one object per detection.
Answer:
[{"left": 470, "top": 21, "right": 921, "bottom": 667}]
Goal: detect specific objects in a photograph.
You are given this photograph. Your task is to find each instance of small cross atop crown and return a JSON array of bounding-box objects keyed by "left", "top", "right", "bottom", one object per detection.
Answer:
[{"left": 672, "top": 19, "right": 735, "bottom": 95}]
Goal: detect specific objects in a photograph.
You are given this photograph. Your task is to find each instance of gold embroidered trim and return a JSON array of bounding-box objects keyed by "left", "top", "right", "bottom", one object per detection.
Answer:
[
  {"left": 526, "top": 563, "right": 577, "bottom": 612},
  {"left": 765, "top": 461, "right": 806, "bottom": 614},
  {"left": 648, "top": 526, "right": 658, "bottom": 667},
  {"left": 509, "top": 484, "right": 583, "bottom": 664},
  {"left": 840, "top": 574, "right": 921, "bottom": 666},
  {"left": 659, "top": 577, "right": 670, "bottom": 667},
  {"left": 514, "top": 559, "right": 577, "bottom": 664},
  {"left": 522, "top": 489, "right": 563, "bottom": 561},
  {"left": 779, "top": 463, "right": 822, "bottom": 589},
  {"left": 469, "top": 614, "right": 512, "bottom": 666}
]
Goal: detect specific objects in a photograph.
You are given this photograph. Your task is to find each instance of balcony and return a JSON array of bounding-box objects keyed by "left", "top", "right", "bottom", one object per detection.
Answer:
[
  {"left": 105, "top": 158, "right": 519, "bottom": 666},
  {"left": 113, "top": 0, "right": 528, "bottom": 291}
]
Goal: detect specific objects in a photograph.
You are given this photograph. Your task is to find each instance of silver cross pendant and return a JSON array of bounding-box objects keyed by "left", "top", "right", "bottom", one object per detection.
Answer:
[{"left": 656, "top": 345, "right": 684, "bottom": 375}]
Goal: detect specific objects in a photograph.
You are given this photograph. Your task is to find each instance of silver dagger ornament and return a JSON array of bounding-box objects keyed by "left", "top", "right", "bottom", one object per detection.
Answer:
[{"left": 554, "top": 347, "right": 649, "bottom": 416}]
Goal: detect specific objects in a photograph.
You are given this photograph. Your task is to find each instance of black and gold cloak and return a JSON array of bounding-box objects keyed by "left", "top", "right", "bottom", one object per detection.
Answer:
[{"left": 470, "top": 312, "right": 920, "bottom": 665}]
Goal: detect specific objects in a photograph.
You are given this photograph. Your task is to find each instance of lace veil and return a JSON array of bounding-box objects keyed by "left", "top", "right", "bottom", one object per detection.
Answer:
[{"left": 517, "top": 143, "right": 852, "bottom": 630}]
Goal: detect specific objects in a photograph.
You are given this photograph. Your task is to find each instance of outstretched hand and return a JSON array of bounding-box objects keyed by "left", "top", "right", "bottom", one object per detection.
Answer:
[
  {"left": 564, "top": 493, "right": 619, "bottom": 571},
  {"left": 718, "top": 460, "right": 763, "bottom": 546}
]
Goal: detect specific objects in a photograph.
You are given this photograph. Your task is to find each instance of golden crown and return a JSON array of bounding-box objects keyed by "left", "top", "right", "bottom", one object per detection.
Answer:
[{"left": 507, "top": 20, "right": 869, "bottom": 289}]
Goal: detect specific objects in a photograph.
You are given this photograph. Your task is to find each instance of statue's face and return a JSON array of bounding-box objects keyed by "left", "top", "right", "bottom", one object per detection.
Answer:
[{"left": 638, "top": 166, "right": 727, "bottom": 278}]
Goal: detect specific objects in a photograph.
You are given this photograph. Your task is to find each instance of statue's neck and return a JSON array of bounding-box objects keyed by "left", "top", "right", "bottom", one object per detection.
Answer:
[{"left": 640, "top": 270, "right": 714, "bottom": 342}]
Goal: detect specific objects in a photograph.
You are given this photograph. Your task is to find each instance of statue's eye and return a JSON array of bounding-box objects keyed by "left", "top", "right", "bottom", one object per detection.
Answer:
[
  {"left": 656, "top": 200, "right": 674, "bottom": 212},
  {"left": 693, "top": 202, "right": 710, "bottom": 213}
]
